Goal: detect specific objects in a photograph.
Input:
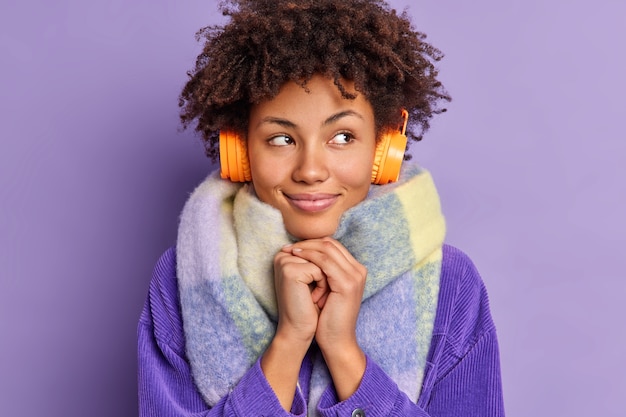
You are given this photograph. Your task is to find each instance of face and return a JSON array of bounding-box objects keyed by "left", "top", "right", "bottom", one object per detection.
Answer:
[{"left": 247, "top": 75, "right": 377, "bottom": 240}]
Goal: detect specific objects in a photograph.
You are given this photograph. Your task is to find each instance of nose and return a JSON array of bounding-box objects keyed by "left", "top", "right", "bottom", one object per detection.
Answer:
[{"left": 292, "top": 143, "right": 329, "bottom": 184}]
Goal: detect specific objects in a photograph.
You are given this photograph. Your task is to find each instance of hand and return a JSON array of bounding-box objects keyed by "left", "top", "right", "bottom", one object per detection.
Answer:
[
  {"left": 261, "top": 249, "right": 329, "bottom": 411},
  {"left": 283, "top": 237, "right": 367, "bottom": 400},
  {"left": 272, "top": 249, "right": 328, "bottom": 345}
]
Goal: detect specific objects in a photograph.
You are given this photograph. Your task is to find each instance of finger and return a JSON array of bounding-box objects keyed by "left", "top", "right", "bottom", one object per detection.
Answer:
[
  {"left": 280, "top": 243, "right": 297, "bottom": 253},
  {"left": 274, "top": 252, "right": 329, "bottom": 293},
  {"left": 274, "top": 250, "right": 309, "bottom": 265},
  {"left": 288, "top": 238, "right": 349, "bottom": 266},
  {"left": 316, "top": 290, "right": 329, "bottom": 309},
  {"left": 289, "top": 238, "right": 359, "bottom": 267},
  {"left": 288, "top": 239, "right": 366, "bottom": 283},
  {"left": 310, "top": 275, "right": 329, "bottom": 303},
  {"left": 320, "top": 238, "right": 357, "bottom": 264}
]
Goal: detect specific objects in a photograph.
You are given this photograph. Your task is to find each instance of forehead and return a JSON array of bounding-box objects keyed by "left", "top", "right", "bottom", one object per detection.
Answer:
[{"left": 249, "top": 75, "right": 374, "bottom": 126}]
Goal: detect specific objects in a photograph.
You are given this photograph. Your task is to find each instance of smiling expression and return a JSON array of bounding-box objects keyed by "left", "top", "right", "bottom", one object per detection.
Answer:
[{"left": 247, "top": 75, "right": 377, "bottom": 240}]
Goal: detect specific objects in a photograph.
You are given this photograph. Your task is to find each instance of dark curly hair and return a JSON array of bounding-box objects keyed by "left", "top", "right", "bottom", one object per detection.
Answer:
[{"left": 179, "top": 0, "right": 451, "bottom": 160}]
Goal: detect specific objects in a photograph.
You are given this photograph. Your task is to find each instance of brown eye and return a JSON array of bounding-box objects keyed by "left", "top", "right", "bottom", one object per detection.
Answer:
[
  {"left": 268, "top": 135, "right": 294, "bottom": 146},
  {"left": 329, "top": 132, "right": 354, "bottom": 145}
]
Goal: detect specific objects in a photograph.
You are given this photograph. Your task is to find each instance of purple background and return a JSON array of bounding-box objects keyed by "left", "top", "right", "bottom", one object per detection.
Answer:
[{"left": 1, "top": 1, "right": 624, "bottom": 416}]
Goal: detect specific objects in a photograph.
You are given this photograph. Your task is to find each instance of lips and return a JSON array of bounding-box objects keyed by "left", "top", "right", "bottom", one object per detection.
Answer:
[{"left": 284, "top": 193, "right": 339, "bottom": 212}]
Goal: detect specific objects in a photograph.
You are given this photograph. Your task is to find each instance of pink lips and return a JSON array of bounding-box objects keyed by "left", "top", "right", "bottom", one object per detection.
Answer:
[{"left": 285, "top": 193, "right": 339, "bottom": 212}]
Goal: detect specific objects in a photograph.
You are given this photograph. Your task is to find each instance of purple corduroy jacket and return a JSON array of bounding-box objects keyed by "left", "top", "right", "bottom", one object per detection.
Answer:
[{"left": 138, "top": 244, "right": 505, "bottom": 416}]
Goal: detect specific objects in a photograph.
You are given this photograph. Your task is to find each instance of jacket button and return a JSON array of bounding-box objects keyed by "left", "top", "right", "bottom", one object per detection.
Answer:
[{"left": 351, "top": 408, "right": 365, "bottom": 417}]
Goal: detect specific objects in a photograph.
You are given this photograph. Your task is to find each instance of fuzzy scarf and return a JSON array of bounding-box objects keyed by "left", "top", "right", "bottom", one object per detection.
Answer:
[{"left": 177, "top": 163, "right": 446, "bottom": 412}]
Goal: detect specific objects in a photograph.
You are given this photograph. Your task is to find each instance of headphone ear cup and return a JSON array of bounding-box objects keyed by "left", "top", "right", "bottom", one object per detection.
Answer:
[
  {"left": 219, "top": 130, "right": 252, "bottom": 182},
  {"left": 371, "top": 109, "right": 409, "bottom": 184},
  {"left": 371, "top": 130, "right": 407, "bottom": 184}
]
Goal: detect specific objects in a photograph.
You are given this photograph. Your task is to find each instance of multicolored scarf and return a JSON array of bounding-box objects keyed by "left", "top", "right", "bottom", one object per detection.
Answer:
[{"left": 177, "top": 163, "right": 446, "bottom": 412}]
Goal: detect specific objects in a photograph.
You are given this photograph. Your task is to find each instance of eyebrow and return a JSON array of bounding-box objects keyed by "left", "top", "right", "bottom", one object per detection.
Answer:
[
  {"left": 256, "top": 110, "right": 364, "bottom": 129},
  {"left": 322, "top": 110, "right": 364, "bottom": 126}
]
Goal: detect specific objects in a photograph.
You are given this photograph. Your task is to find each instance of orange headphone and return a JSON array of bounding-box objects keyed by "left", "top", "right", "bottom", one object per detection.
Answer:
[{"left": 220, "top": 109, "right": 409, "bottom": 185}]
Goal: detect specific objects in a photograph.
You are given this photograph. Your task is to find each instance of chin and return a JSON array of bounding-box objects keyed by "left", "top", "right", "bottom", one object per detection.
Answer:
[{"left": 286, "top": 221, "right": 338, "bottom": 241}]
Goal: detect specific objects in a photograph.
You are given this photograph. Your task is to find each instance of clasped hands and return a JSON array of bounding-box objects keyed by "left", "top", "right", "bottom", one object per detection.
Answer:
[
  {"left": 262, "top": 237, "right": 368, "bottom": 406},
  {"left": 273, "top": 237, "right": 367, "bottom": 350}
]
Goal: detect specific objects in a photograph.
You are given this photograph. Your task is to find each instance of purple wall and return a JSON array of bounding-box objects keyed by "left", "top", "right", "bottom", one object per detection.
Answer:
[{"left": 1, "top": 1, "right": 624, "bottom": 416}]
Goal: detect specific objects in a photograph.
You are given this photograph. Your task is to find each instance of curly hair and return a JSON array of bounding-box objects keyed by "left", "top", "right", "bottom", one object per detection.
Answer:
[{"left": 179, "top": 0, "right": 451, "bottom": 160}]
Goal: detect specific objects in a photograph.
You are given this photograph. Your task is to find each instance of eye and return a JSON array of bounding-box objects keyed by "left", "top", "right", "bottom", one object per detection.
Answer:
[
  {"left": 267, "top": 135, "right": 294, "bottom": 146},
  {"left": 328, "top": 132, "right": 354, "bottom": 145}
]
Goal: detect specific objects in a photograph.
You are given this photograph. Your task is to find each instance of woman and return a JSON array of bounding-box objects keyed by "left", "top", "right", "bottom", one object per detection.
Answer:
[{"left": 138, "top": 1, "right": 505, "bottom": 416}]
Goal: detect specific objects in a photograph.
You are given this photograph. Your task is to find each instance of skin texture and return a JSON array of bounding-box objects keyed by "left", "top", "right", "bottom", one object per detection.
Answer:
[
  {"left": 247, "top": 75, "right": 377, "bottom": 240},
  {"left": 253, "top": 75, "right": 371, "bottom": 410}
]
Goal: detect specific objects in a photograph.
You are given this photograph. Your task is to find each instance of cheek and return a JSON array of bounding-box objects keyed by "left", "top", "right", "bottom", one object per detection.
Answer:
[
  {"left": 250, "top": 175, "right": 274, "bottom": 205},
  {"left": 249, "top": 160, "right": 289, "bottom": 208},
  {"left": 339, "top": 153, "right": 375, "bottom": 186}
]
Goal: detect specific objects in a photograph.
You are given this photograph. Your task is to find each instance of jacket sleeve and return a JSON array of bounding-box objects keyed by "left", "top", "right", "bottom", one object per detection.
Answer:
[
  {"left": 137, "top": 248, "right": 306, "bottom": 417},
  {"left": 316, "top": 355, "right": 433, "bottom": 417},
  {"left": 419, "top": 245, "right": 505, "bottom": 416},
  {"left": 317, "top": 245, "right": 505, "bottom": 417},
  {"left": 421, "top": 330, "right": 504, "bottom": 416}
]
